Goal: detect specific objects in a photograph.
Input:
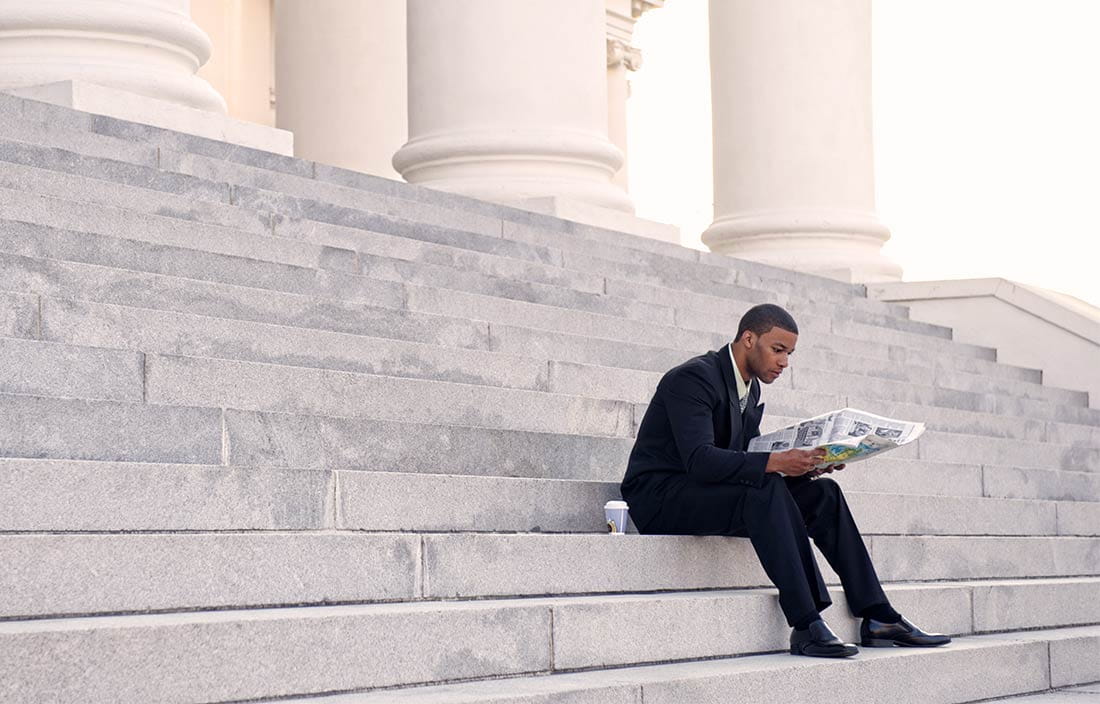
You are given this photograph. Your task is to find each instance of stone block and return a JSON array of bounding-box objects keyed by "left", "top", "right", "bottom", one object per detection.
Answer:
[
  {"left": 972, "top": 578, "right": 1100, "bottom": 631},
  {"left": 1048, "top": 626, "right": 1100, "bottom": 687},
  {"left": 337, "top": 471, "right": 619, "bottom": 533},
  {"left": 5, "top": 252, "right": 495, "bottom": 350},
  {"left": 0, "top": 154, "right": 269, "bottom": 236},
  {"left": 275, "top": 211, "right": 564, "bottom": 267},
  {"left": 983, "top": 464, "right": 1100, "bottom": 503},
  {"left": 835, "top": 458, "right": 984, "bottom": 498},
  {"left": 0, "top": 110, "right": 158, "bottom": 166},
  {"left": 422, "top": 533, "right": 846, "bottom": 598},
  {"left": 847, "top": 492, "right": 1056, "bottom": 537},
  {"left": 146, "top": 354, "right": 633, "bottom": 437},
  {"left": 0, "top": 600, "right": 549, "bottom": 703},
  {"left": 920, "top": 432, "right": 1100, "bottom": 473},
  {"left": 1057, "top": 501, "right": 1100, "bottom": 536},
  {"left": 870, "top": 535, "right": 1100, "bottom": 581},
  {"left": 0, "top": 393, "right": 221, "bottom": 464},
  {"left": 224, "top": 409, "right": 633, "bottom": 482},
  {"left": 407, "top": 283, "right": 676, "bottom": 340},
  {"left": 0, "top": 459, "right": 331, "bottom": 531},
  {"left": 635, "top": 638, "right": 1048, "bottom": 704},
  {"left": 0, "top": 533, "right": 419, "bottom": 617},
  {"left": 0, "top": 191, "right": 350, "bottom": 274},
  {"left": 551, "top": 581, "right": 969, "bottom": 671},
  {"left": 232, "top": 182, "right": 501, "bottom": 239},
  {"left": 0, "top": 336, "right": 142, "bottom": 401},
  {"left": 42, "top": 296, "right": 546, "bottom": 391},
  {"left": 0, "top": 133, "right": 227, "bottom": 202}
]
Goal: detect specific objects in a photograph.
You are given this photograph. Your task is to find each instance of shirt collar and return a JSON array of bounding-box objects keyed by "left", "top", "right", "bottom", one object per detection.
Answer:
[{"left": 728, "top": 342, "right": 751, "bottom": 404}]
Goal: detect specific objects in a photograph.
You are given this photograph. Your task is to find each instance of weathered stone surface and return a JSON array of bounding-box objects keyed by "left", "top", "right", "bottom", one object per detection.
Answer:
[
  {"left": 0, "top": 393, "right": 221, "bottom": 463},
  {"left": 337, "top": 471, "right": 621, "bottom": 533},
  {"left": 972, "top": 578, "right": 1100, "bottom": 631},
  {"left": 548, "top": 582, "right": 969, "bottom": 670},
  {"left": 41, "top": 296, "right": 547, "bottom": 391},
  {"left": 0, "top": 459, "right": 330, "bottom": 531},
  {"left": 421, "top": 534, "right": 842, "bottom": 598},
  {"left": 0, "top": 533, "right": 419, "bottom": 617},
  {"left": 145, "top": 354, "right": 634, "bottom": 437},
  {"left": 1057, "top": 501, "right": 1100, "bottom": 536},
  {"left": 0, "top": 601, "right": 550, "bottom": 704},
  {"left": 870, "top": 535, "right": 1100, "bottom": 580},
  {"left": 224, "top": 409, "right": 633, "bottom": 481},
  {"left": 0, "top": 108, "right": 158, "bottom": 166},
  {"left": 983, "top": 464, "right": 1100, "bottom": 502},
  {"left": 0, "top": 336, "right": 142, "bottom": 401}
]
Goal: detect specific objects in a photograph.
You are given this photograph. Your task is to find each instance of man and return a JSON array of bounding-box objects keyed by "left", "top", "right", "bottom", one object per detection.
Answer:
[{"left": 620, "top": 303, "right": 950, "bottom": 658}]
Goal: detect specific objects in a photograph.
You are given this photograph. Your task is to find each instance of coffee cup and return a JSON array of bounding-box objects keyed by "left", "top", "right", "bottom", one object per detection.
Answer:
[{"left": 604, "top": 500, "right": 629, "bottom": 534}]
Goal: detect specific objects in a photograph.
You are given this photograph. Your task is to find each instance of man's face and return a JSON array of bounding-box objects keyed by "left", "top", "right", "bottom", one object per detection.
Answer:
[{"left": 743, "top": 326, "right": 797, "bottom": 384}]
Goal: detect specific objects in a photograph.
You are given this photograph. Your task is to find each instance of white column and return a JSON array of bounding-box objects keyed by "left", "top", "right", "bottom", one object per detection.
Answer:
[
  {"left": 274, "top": 0, "right": 407, "bottom": 179},
  {"left": 605, "top": 0, "right": 662, "bottom": 193},
  {"left": 0, "top": 0, "right": 224, "bottom": 113},
  {"left": 394, "top": 0, "right": 632, "bottom": 213},
  {"left": 703, "top": 0, "right": 900, "bottom": 282}
]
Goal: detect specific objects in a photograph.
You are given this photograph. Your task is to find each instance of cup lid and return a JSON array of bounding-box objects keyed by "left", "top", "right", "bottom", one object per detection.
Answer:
[{"left": 604, "top": 500, "right": 629, "bottom": 509}]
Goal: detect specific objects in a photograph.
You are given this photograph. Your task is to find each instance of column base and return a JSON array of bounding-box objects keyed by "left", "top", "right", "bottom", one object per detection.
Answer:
[
  {"left": 5, "top": 81, "right": 293, "bottom": 156},
  {"left": 514, "top": 196, "right": 681, "bottom": 245},
  {"left": 702, "top": 210, "right": 902, "bottom": 283}
]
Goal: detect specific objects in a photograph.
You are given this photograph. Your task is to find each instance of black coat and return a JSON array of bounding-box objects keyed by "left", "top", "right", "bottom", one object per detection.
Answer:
[{"left": 620, "top": 345, "right": 771, "bottom": 531}]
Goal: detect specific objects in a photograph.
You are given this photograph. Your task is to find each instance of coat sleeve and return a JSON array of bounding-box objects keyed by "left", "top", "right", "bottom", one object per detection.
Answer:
[{"left": 662, "top": 366, "right": 771, "bottom": 487}]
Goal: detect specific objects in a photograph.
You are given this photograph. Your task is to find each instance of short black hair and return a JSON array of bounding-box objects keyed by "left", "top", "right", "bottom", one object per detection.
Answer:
[{"left": 734, "top": 303, "right": 798, "bottom": 342}]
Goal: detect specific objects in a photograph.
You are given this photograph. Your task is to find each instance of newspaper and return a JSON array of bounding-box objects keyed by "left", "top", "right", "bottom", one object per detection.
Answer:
[{"left": 747, "top": 407, "right": 925, "bottom": 471}]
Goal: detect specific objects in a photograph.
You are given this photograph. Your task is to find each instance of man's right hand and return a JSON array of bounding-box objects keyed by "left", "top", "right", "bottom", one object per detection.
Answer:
[{"left": 765, "top": 448, "right": 827, "bottom": 476}]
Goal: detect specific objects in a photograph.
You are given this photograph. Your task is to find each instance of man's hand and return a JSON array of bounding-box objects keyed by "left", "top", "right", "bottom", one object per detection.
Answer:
[
  {"left": 807, "top": 463, "right": 847, "bottom": 479},
  {"left": 766, "top": 448, "right": 828, "bottom": 477}
]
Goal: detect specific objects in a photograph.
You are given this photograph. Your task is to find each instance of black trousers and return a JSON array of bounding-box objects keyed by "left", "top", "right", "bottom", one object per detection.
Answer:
[{"left": 636, "top": 472, "right": 890, "bottom": 628}]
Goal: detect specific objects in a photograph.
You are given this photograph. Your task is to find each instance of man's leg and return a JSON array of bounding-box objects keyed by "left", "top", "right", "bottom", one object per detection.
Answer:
[
  {"left": 642, "top": 473, "right": 833, "bottom": 628},
  {"left": 785, "top": 476, "right": 892, "bottom": 616}
]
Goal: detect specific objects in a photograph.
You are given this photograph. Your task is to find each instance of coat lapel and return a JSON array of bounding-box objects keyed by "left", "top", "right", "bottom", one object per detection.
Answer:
[{"left": 717, "top": 343, "right": 744, "bottom": 442}]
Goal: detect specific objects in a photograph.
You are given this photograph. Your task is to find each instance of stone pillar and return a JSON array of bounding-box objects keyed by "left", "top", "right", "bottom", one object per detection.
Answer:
[
  {"left": 703, "top": 0, "right": 900, "bottom": 282},
  {"left": 274, "top": 0, "right": 407, "bottom": 179},
  {"left": 394, "top": 0, "right": 632, "bottom": 213},
  {"left": 605, "top": 0, "right": 662, "bottom": 193},
  {"left": 0, "top": 0, "right": 225, "bottom": 113}
]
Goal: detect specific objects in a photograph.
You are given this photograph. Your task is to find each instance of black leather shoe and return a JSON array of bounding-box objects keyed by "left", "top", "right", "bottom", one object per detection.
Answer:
[
  {"left": 861, "top": 616, "right": 951, "bottom": 647},
  {"left": 790, "top": 618, "right": 859, "bottom": 658}
]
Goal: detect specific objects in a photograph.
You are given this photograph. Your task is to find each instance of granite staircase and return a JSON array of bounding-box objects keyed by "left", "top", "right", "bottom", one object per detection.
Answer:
[{"left": 0, "top": 91, "right": 1097, "bottom": 704}]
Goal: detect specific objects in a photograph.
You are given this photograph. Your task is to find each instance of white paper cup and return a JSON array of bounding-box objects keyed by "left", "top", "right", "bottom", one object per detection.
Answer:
[{"left": 604, "top": 500, "right": 629, "bottom": 534}]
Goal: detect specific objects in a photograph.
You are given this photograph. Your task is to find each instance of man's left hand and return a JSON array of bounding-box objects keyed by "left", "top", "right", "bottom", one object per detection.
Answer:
[{"left": 809, "top": 463, "right": 846, "bottom": 478}]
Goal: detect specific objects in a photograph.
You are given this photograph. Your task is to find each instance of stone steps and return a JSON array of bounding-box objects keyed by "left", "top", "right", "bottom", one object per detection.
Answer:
[
  {"left": 0, "top": 188, "right": 991, "bottom": 366},
  {"left": 0, "top": 255, "right": 1072, "bottom": 429},
  {"left": 5, "top": 530, "right": 1100, "bottom": 621},
  {"left": 0, "top": 92, "right": 1097, "bottom": 704},
  {"left": 0, "top": 242, "right": 1085, "bottom": 429},
  {"left": 2, "top": 458, "right": 1096, "bottom": 536},
  {"left": 4, "top": 377, "right": 1098, "bottom": 480},
  {"left": 270, "top": 625, "right": 1100, "bottom": 704},
  {"left": 0, "top": 94, "right": 906, "bottom": 317},
  {"left": 0, "top": 588, "right": 1097, "bottom": 703}
]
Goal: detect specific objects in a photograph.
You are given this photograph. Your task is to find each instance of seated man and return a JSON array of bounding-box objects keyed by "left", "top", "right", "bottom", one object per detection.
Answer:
[{"left": 620, "top": 303, "right": 950, "bottom": 658}]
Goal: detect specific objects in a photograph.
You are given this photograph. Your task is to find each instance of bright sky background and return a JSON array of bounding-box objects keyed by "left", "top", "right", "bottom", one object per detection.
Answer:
[{"left": 626, "top": 0, "right": 1100, "bottom": 307}]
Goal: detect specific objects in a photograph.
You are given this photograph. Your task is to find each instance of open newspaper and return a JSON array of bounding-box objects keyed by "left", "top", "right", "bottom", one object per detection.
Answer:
[{"left": 747, "top": 408, "right": 925, "bottom": 471}]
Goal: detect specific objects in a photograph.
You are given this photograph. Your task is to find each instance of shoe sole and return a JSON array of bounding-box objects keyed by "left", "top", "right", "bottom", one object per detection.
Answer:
[
  {"left": 862, "top": 638, "right": 951, "bottom": 647},
  {"left": 790, "top": 645, "right": 859, "bottom": 658}
]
